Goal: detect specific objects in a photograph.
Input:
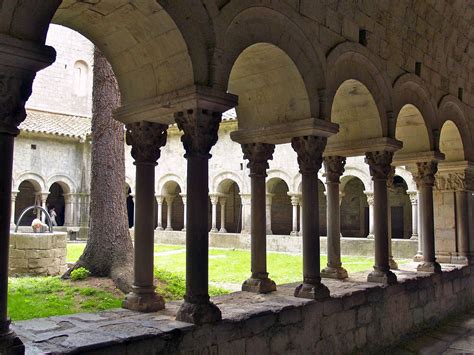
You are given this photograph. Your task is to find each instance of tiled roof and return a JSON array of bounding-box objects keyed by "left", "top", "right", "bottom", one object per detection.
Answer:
[{"left": 20, "top": 109, "right": 91, "bottom": 140}]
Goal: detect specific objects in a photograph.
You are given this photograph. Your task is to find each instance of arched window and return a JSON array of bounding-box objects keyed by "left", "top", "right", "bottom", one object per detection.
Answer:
[{"left": 73, "top": 60, "right": 89, "bottom": 96}]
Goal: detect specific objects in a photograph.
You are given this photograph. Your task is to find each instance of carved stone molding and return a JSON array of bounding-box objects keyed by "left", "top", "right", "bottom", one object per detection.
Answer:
[
  {"left": 435, "top": 171, "right": 474, "bottom": 191},
  {"left": 241, "top": 143, "right": 275, "bottom": 177},
  {"left": 415, "top": 161, "right": 438, "bottom": 187},
  {"left": 323, "top": 156, "right": 346, "bottom": 183},
  {"left": 175, "top": 109, "right": 222, "bottom": 159},
  {"left": 365, "top": 151, "right": 394, "bottom": 180},
  {"left": 0, "top": 71, "right": 36, "bottom": 135},
  {"left": 125, "top": 121, "right": 168, "bottom": 164},
  {"left": 290, "top": 195, "right": 300, "bottom": 206},
  {"left": 291, "top": 136, "right": 327, "bottom": 175}
]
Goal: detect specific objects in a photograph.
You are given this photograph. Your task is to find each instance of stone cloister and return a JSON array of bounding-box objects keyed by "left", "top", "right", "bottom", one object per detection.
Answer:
[{"left": 1, "top": 1, "right": 473, "bottom": 353}]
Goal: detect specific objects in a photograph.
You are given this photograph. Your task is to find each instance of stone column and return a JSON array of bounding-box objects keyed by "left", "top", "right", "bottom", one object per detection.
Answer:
[
  {"left": 292, "top": 136, "right": 330, "bottom": 299},
  {"left": 241, "top": 143, "right": 277, "bottom": 293},
  {"left": 387, "top": 168, "right": 398, "bottom": 270},
  {"left": 265, "top": 194, "right": 273, "bottom": 235},
  {"left": 165, "top": 195, "right": 174, "bottom": 231},
  {"left": 298, "top": 195, "right": 303, "bottom": 236},
  {"left": 10, "top": 191, "right": 18, "bottom": 228},
  {"left": 219, "top": 197, "right": 227, "bottom": 233},
  {"left": 321, "top": 156, "right": 348, "bottom": 279},
  {"left": 180, "top": 194, "right": 187, "bottom": 231},
  {"left": 408, "top": 191, "right": 418, "bottom": 240},
  {"left": 414, "top": 190, "right": 424, "bottom": 261},
  {"left": 240, "top": 194, "right": 251, "bottom": 233},
  {"left": 416, "top": 161, "right": 441, "bottom": 273},
  {"left": 210, "top": 194, "right": 219, "bottom": 232},
  {"left": 122, "top": 121, "right": 167, "bottom": 312},
  {"left": 155, "top": 195, "right": 164, "bottom": 231},
  {"left": 365, "top": 151, "right": 397, "bottom": 285},
  {"left": 63, "top": 193, "right": 75, "bottom": 227},
  {"left": 365, "top": 192, "right": 375, "bottom": 239},
  {"left": 175, "top": 109, "right": 222, "bottom": 325},
  {"left": 37, "top": 192, "right": 49, "bottom": 223},
  {"left": 290, "top": 195, "right": 300, "bottom": 236},
  {"left": 130, "top": 193, "right": 136, "bottom": 229},
  {"left": 455, "top": 190, "right": 470, "bottom": 263}
]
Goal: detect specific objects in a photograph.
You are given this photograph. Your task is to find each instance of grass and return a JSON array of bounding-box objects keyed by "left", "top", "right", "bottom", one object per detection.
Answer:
[
  {"left": 9, "top": 242, "right": 388, "bottom": 321},
  {"left": 8, "top": 277, "right": 122, "bottom": 321}
]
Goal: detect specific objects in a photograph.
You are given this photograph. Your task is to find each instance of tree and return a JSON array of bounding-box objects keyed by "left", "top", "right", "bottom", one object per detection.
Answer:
[{"left": 64, "top": 47, "right": 133, "bottom": 292}]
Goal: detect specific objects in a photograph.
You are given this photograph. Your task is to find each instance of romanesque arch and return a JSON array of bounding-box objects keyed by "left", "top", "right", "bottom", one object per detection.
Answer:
[
  {"left": 160, "top": 180, "right": 184, "bottom": 231},
  {"left": 215, "top": 178, "right": 242, "bottom": 233},
  {"left": 267, "top": 177, "right": 291, "bottom": 235},
  {"left": 389, "top": 175, "right": 412, "bottom": 239}
]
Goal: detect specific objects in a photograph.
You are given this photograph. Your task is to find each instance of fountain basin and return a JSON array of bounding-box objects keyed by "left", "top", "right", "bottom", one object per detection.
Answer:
[{"left": 9, "top": 232, "right": 68, "bottom": 276}]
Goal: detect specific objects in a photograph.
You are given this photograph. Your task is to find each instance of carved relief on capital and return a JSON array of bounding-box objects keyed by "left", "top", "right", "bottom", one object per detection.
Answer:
[
  {"left": 323, "top": 156, "right": 346, "bottom": 183},
  {"left": 435, "top": 171, "right": 473, "bottom": 191},
  {"left": 125, "top": 121, "right": 168, "bottom": 164},
  {"left": 0, "top": 71, "right": 36, "bottom": 134},
  {"left": 365, "top": 151, "right": 394, "bottom": 180},
  {"left": 408, "top": 191, "right": 418, "bottom": 204},
  {"left": 241, "top": 142, "right": 275, "bottom": 177},
  {"left": 291, "top": 136, "right": 327, "bottom": 175},
  {"left": 175, "top": 109, "right": 221, "bottom": 159},
  {"left": 364, "top": 191, "right": 374, "bottom": 206},
  {"left": 290, "top": 195, "right": 300, "bottom": 206},
  {"left": 415, "top": 161, "right": 438, "bottom": 187}
]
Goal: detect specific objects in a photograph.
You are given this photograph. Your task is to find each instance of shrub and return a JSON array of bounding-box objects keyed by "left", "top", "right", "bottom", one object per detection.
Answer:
[{"left": 70, "top": 267, "right": 90, "bottom": 281}]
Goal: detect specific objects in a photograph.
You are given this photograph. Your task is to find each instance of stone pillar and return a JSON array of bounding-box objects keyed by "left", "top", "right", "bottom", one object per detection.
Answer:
[
  {"left": 156, "top": 195, "right": 164, "bottom": 231},
  {"left": 210, "top": 194, "right": 219, "bottom": 232},
  {"left": 180, "top": 194, "right": 187, "bottom": 231},
  {"left": 321, "top": 156, "right": 348, "bottom": 279},
  {"left": 416, "top": 161, "right": 441, "bottom": 273},
  {"left": 365, "top": 192, "right": 375, "bottom": 239},
  {"left": 365, "top": 151, "right": 397, "bottom": 285},
  {"left": 455, "top": 190, "right": 470, "bottom": 263},
  {"left": 10, "top": 191, "right": 18, "bottom": 228},
  {"left": 387, "top": 168, "right": 398, "bottom": 270},
  {"left": 37, "top": 192, "right": 49, "bottom": 223},
  {"left": 408, "top": 191, "right": 418, "bottom": 240},
  {"left": 0, "top": 41, "right": 55, "bottom": 352},
  {"left": 122, "top": 121, "right": 167, "bottom": 312},
  {"left": 219, "top": 197, "right": 227, "bottom": 233},
  {"left": 63, "top": 193, "right": 75, "bottom": 227},
  {"left": 165, "top": 195, "right": 174, "bottom": 231},
  {"left": 265, "top": 194, "right": 273, "bottom": 235},
  {"left": 175, "top": 109, "right": 222, "bottom": 325},
  {"left": 292, "top": 136, "right": 330, "bottom": 300},
  {"left": 414, "top": 190, "right": 424, "bottom": 262},
  {"left": 241, "top": 143, "right": 277, "bottom": 293},
  {"left": 240, "top": 194, "right": 251, "bottom": 233},
  {"left": 298, "top": 195, "right": 303, "bottom": 236},
  {"left": 290, "top": 195, "right": 300, "bottom": 236}
]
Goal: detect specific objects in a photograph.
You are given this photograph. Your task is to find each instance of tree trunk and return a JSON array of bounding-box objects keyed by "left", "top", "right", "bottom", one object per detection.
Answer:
[{"left": 64, "top": 47, "right": 133, "bottom": 293}]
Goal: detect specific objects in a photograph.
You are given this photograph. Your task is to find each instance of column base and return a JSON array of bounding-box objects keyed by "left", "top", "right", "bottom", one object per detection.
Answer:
[
  {"left": 242, "top": 277, "right": 276, "bottom": 293},
  {"left": 451, "top": 255, "right": 472, "bottom": 265},
  {"left": 321, "top": 266, "right": 348, "bottom": 279},
  {"left": 156, "top": 227, "right": 164, "bottom": 231},
  {"left": 367, "top": 234, "right": 374, "bottom": 239},
  {"left": 266, "top": 231, "right": 273, "bottom": 235},
  {"left": 389, "top": 257, "right": 399, "bottom": 270},
  {"left": 210, "top": 228, "right": 218, "bottom": 233},
  {"left": 294, "top": 282, "right": 330, "bottom": 300},
  {"left": 122, "top": 287, "right": 165, "bottom": 312},
  {"left": 176, "top": 300, "right": 222, "bottom": 325},
  {"left": 181, "top": 227, "right": 186, "bottom": 232},
  {"left": 219, "top": 228, "right": 227, "bottom": 233},
  {"left": 0, "top": 323, "right": 24, "bottom": 355},
  {"left": 290, "top": 231, "right": 298, "bottom": 236},
  {"left": 410, "top": 235, "right": 418, "bottom": 240},
  {"left": 413, "top": 252, "right": 423, "bottom": 262},
  {"left": 417, "top": 261, "right": 442, "bottom": 273},
  {"left": 367, "top": 269, "right": 397, "bottom": 285},
  {"left": 165, "top": 227, "right": 173, "bottom": 231}
]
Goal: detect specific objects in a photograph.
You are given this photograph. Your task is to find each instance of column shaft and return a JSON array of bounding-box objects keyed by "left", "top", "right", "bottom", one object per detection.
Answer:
[
  {"left": 10, "top": 193, "right": 17, "bottom": 226},
  {"left": 156, "top": 197, "right": 163, "bottom": 230},
  {"left": 291, "top": 200, "right": 298, "bottom": 235},
  {"left": 455, "top": 191, "right": 469, "bottom": 261},
  {"left": 165, "top": 196, "right": 174, "bottom": 231},
  {"left": 265, "top": 195, "right": 272, "bottom": 235},
  {"left": 210, "top": 197, "right": 218, "bottom": 232},
  {"left": 181, "top": 195, "right": 187, "bottom": 231},
  {"left": 219, "top": 199, "right": 227, "bottom": 233}
]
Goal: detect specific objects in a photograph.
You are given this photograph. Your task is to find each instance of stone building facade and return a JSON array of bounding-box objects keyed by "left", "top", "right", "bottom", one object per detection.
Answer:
[{"left": 1, "top": 1, "right": 473, "bottom": 353}]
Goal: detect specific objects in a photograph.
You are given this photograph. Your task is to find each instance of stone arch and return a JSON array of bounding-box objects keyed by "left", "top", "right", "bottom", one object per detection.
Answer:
[
  {"left": 160, "top": 180, "right": 184, "bottom": 232},
  {"left": 389, "top": 175, "right": 412, "bottom": 239},
  {"left": 215, "top": 6, "right": 326, "bottom": 121},
  {"left": 340, "top": 168, "right": 372, "bottom": 192},
  {"left": 266, "top": 170, "right": 292, "bottom": 193},
  {"left": 14, "top": 172, "right": 46, "bottom": 192},
  {"left": 327, "top": 42, "right": 393, "bottom": 137},
  {"left": 212, "top": 172, "right": 245, "bottom": 194},
  {"left": 438, "top": 95, "right": 472, "bottom": 161},
  {"left": 46, "top": 175, "right": 75, "bottom": 194},
  {"left": 215, "top": 178, "right": 242, "bottom": 234},
  {"left": 52, "top": 1, "right": 197, "bottom": 107},
  {"left": 394, "top": 167, "right": 417, "bottom": 192},
  {"left": 158, "top": 174, "right": 185, "bottom": 195}
]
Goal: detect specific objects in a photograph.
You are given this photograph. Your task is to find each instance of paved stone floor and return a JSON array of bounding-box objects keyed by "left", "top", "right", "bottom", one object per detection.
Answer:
[{"left": 387, "top": 308, "right": 474, "bottom": 354}]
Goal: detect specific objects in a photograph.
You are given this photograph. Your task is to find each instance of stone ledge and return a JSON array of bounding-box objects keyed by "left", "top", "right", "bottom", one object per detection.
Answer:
[{"left": 13, "top": 263, "right": 474, "bottom": 354}]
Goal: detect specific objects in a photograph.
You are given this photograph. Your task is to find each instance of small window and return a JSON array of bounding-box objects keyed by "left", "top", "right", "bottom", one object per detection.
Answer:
[
  {"left": 31, "top": 144, "right": 37, "bottom": 150},
  {"left": 359, "top": 29, "right": 367, "bottom": 46},
  {"left": 73, "top": 60, "right": 89, "bottom": 97}
]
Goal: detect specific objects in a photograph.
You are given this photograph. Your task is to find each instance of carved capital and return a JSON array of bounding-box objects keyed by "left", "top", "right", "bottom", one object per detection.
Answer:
[
  {"left": 323, "top": 156, "right": 346, "bottom": 183},
  {"left": 364, "top": 191, "right": 374, "bottom": 206},
  {"left": 0, "top": 71, "right": 36, "bottom": 135},
  {"left": 210, "top": 194, "right": 219, "bottom": 205},
  {"left": 291, "top": 136, "right": 327, "bottom": 175},
  {"left": 408, "top": 191, "right": 418, "bottom": 204},
  {"left": 415, "top": 161, "right": 438, "bottom": 187},
  {"left": 125, "top": 121, "right": 168, "bottom": 164},
  {"left": 365, "top": 151, "right": 394, "bottom": 180},
  {"left": 242, "top": 143, "right": 275, "bottom": 177},
  {"left": 387, "top": 166, "right": 396, "bottom": 188},
  {"left": 435, "top": 171, "right": 473, "bottom": 191},
  {"left": 290, "top": 196, "right": 300, "bottom": 206},
  {"left": 175, "top": 109, "right": 221, "bottom": 159}
]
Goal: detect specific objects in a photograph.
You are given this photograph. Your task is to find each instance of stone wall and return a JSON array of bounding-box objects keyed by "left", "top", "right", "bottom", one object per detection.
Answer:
[
  {"left": 14, "top": 264, "right": 474, "bottom": 354},
  {"left": 9, "top": 232, "right": 67, "bottom": 276}
]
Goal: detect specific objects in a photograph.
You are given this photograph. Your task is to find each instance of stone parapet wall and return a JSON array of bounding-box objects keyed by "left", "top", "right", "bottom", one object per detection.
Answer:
[
  {"left": 153, "top": 230, "right": 418, "bottom": 259},
  {"left": 9, "top": 232, "right": 67, "bottom": 276},
  {"left": 14, "top": 264, "right": 474, "bottom": 354}
]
